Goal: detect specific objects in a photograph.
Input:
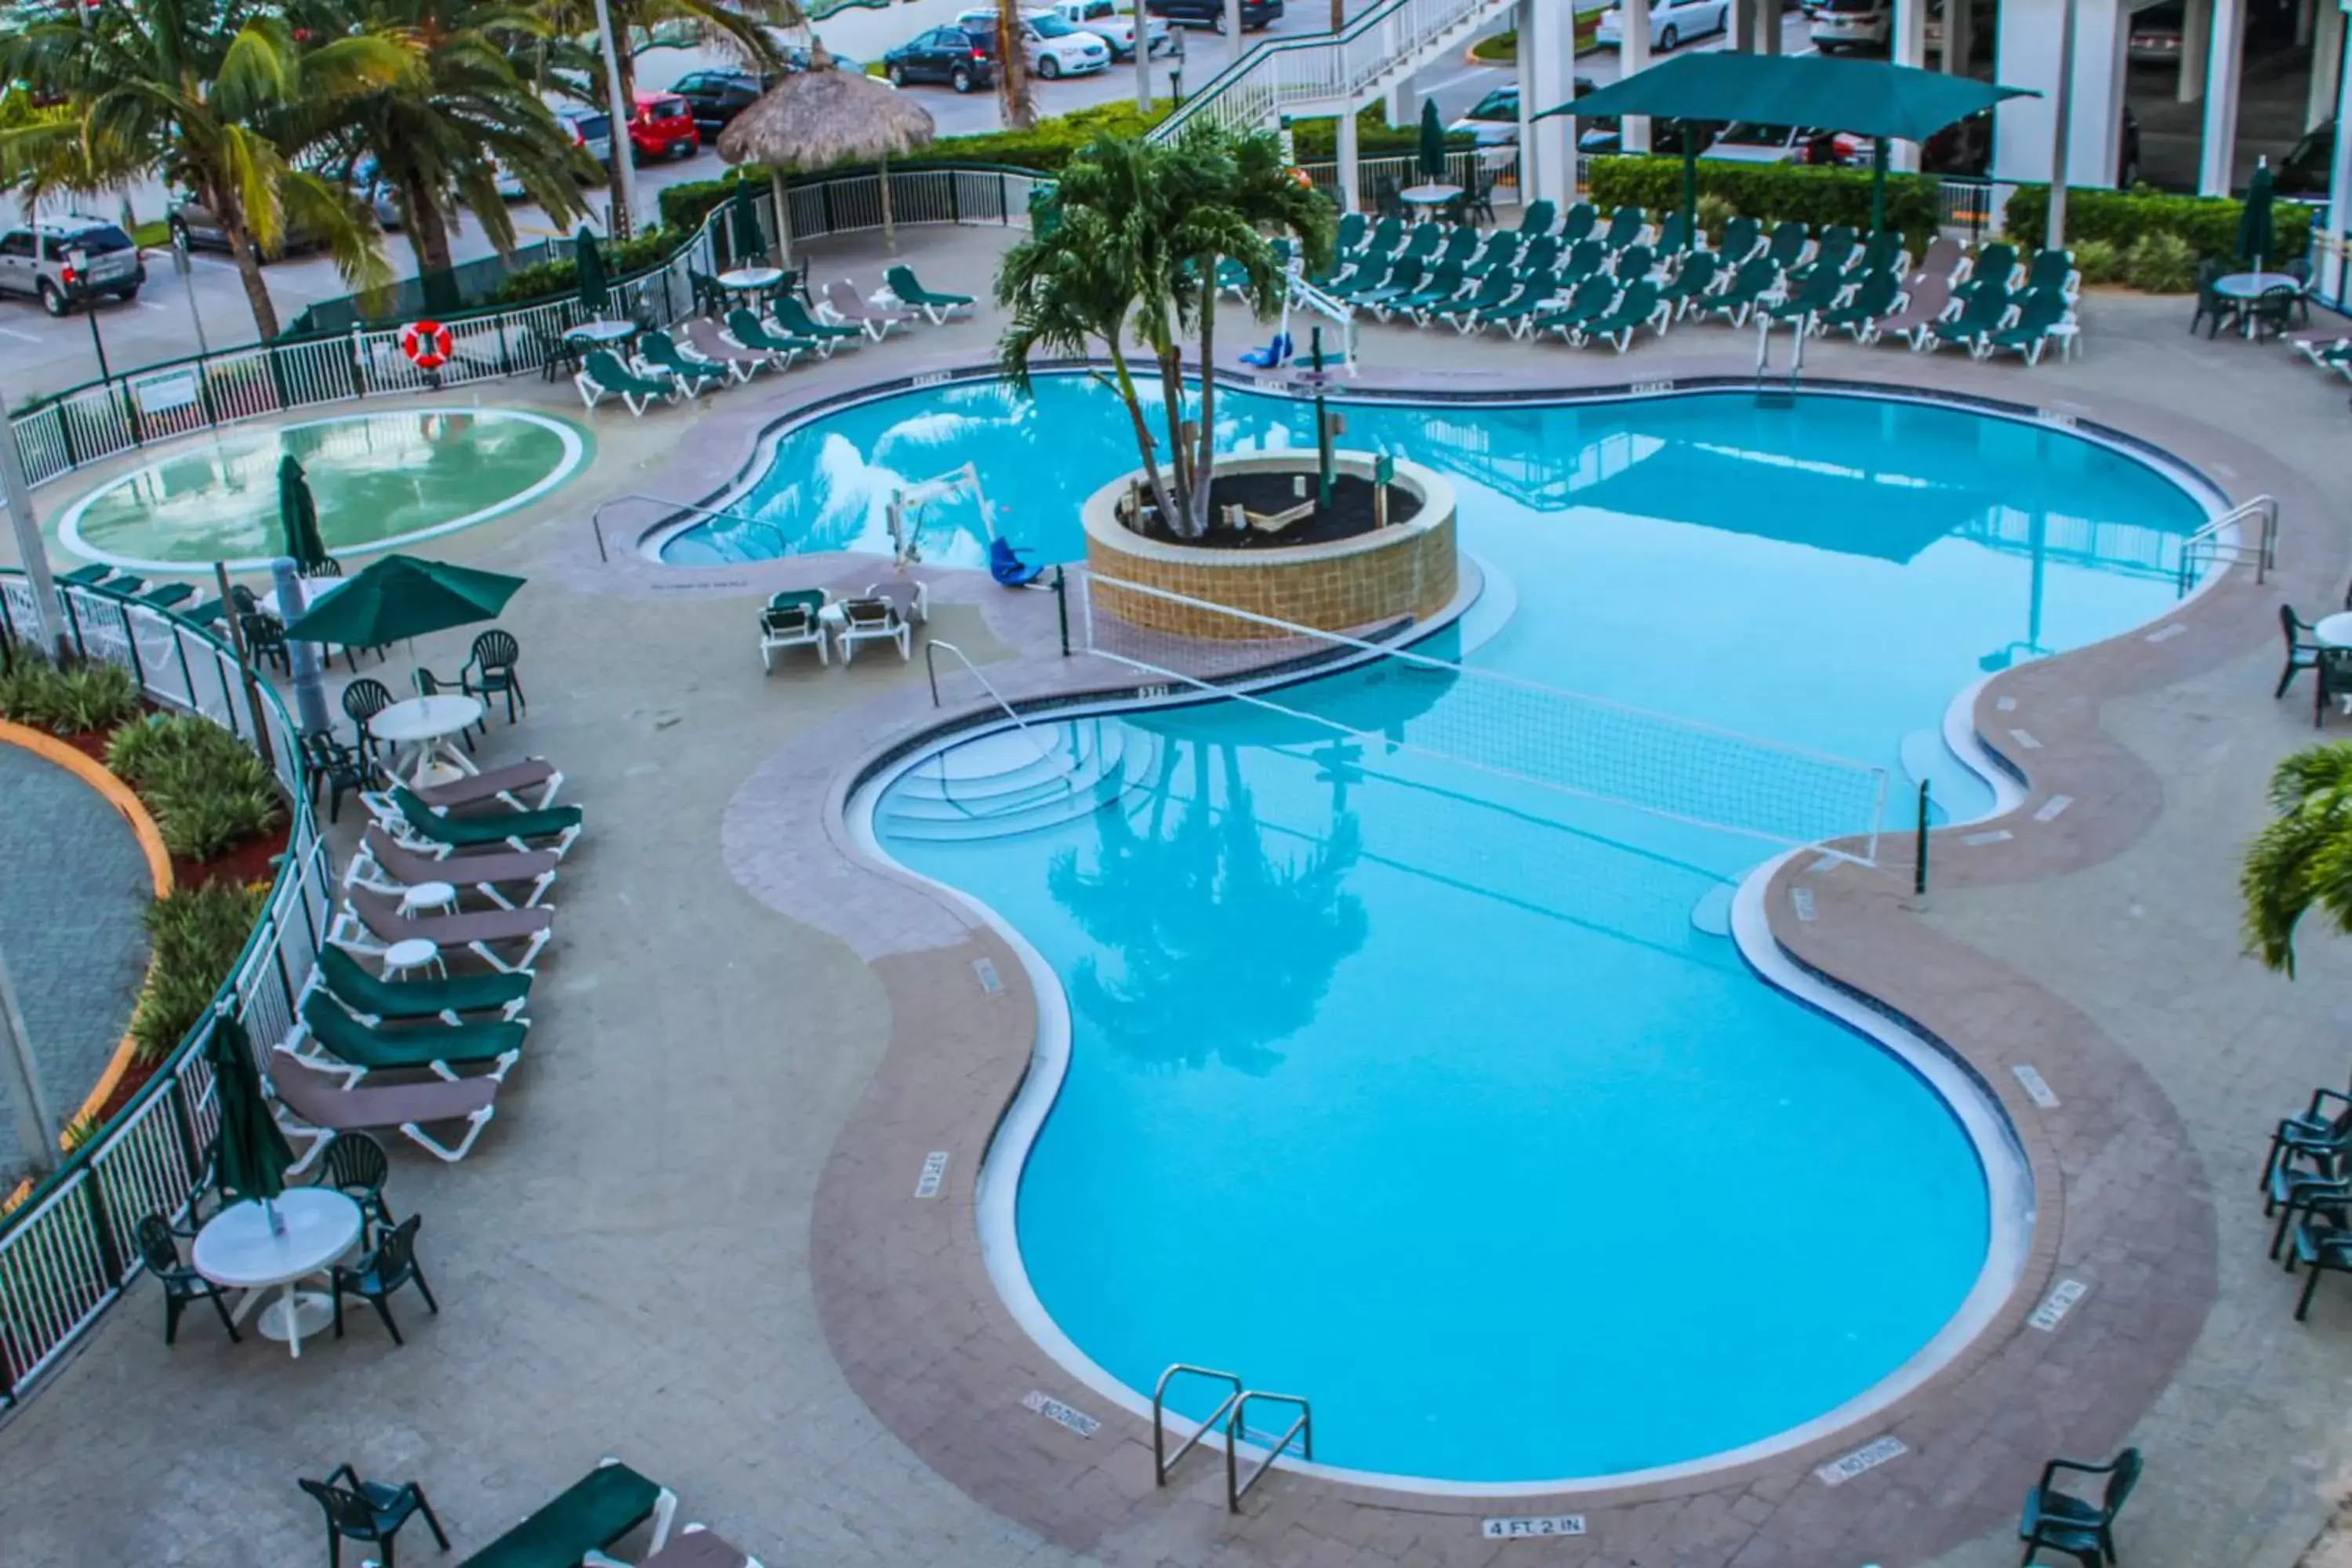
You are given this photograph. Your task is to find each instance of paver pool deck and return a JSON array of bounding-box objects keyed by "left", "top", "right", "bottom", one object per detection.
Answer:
[{"left": 3, "top": 220, "right": 2352, "bottom": 1567}]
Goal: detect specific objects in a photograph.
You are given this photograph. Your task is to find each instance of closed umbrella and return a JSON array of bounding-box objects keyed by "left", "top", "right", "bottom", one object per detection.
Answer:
[
  {"left": 277, "top": 455, "right": 328, "bottom": 572},
  {"left": 728, "top": 181, "right": 766, "bottom": 268},
  {"left": 2238, "top": 156, "right": 2275, "bottom": 276},
  {"left": 279, "top": 553, "right": 524, "bottom": 651},
  {"left": 203, "top": 1007, "right": 292, "bottom": 1223},
  {"left": 574, "top": 225, "right": 609, "bottom": 316},
  {"left": 1417, "top": 98, "right": 1447, "bottom": 183}
]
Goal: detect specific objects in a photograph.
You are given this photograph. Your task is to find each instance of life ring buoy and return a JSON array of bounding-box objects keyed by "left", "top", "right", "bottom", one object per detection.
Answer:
[{"left": 401, "top": 319, "right": 454, "bottom": 372}]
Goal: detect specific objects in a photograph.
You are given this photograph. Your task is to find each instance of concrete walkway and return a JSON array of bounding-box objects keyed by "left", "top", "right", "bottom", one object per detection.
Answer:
[{"left": 1, "top": 220, "right": 2350, "bottom": 1567}]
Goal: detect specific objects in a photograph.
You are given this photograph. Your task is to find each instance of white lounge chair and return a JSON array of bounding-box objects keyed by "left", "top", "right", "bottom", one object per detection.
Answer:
[
  {"left": 820, "top": 279, "right": 916, "bottom": 342},
  {"left": 346, "top": 823, "right": 559, "bottom": 911},
  {"left": 267, "top": 1048, "right": 503, "bottom": 1170},
  {"left": 330, "top": 885, "right": 554, "bottom": 975},
  {"left": 760, "top": 599, "right": 828, "bottom": 671},
  {"left": 862, "top": 579, "right": 928, "bottom": 625},
  {"left": 835, "top": 597, "right": 909, "bottom": 664}
]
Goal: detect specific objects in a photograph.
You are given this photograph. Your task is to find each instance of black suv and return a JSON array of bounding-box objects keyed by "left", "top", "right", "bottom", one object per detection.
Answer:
[
  {"left": 884, "top": 26, "right": 998, "bottom": 91},
  {"left": 671, "top": 68, "right": 785, "bottom": 137},
  {"left": 1146, "top": 0, "right": 1283, "bottom": 31}
]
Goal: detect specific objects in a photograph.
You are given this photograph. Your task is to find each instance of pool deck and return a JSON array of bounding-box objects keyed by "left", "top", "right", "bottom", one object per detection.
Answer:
[{"left": 4, "top": 219, "right": 2352, "bottom": 1568}]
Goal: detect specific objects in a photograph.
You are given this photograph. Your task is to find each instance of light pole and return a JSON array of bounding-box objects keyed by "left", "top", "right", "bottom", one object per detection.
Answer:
[
  {"left": 590, "top": 0, "right": 641, "bottom": 238},
  {"left": 172, "top": 230, "right": 210, "bottom": 360}
]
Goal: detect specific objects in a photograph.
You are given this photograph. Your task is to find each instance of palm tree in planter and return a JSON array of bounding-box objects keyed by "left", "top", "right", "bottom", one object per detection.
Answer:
[
  {"left": 0, "top": 0, "right": 419, "bottom": 340},
  {"left": 2243, "top": 742, "right": 2352, "bottom": 975},
  {"left": 994, "top": 127, "right": 1334, "bottom": 539}
]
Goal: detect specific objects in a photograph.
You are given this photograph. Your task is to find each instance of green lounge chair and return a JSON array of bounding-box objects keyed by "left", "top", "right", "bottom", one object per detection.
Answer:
[
  {"left": 1762, "top": 220, "right": 1810, "bottom": 271},
  {"left": 1656, "top": 250, "right": 1724, "bottom": 318},
  {"left": 1354, "top": 258, "right": 1427, "bottom": 318},
  {"left": 1397, "top": 259, "right": 1468, "bottom": 323},
  {"left": 2024, "top": 247, "right": 2078, "bottom": 299},
  {"left": 138, "top": 583, "right": 194, "bottom": 608},
  {"left": 1432, "top": 226, "right": 1479, "bottom": 270},
  {"left": 1555, "top": 201, "right": 1596, "bottom": 245},
  {"left": 770, "top": 295, "right": 864, "bottom": 354},
  {"left": 1981, "top": 286, "right": 2072, "bottom": 365},
  {"left": 724, "top": 307, "right": 815, "bottom": 368},
  {"left": 1396, "top": 223, "right": 1444, "bottom": 265},
  {"left": 1789, "top": 223, "right": 1857, "bottom": 280},
  {"left": 2017, "top": 1449, "right": 2140, "bottom": 1566},
  {"left": 1519, "top": 234, "right": 1561, "bottom": 274},
  {"left": 1697, "top": 256, "right": 1784, "bottom": 326},
  {"left": 60, "top": 563, "right": 116, "bottom": 587},
  {"left": 1719, "top": 214, "right": 1763, "bottom": 264},
  {"left": 575, "top": 349, "right": 675, "bottom": 417},
  {"left": 1818, "top": 267, "right": 1902, "bottom": 339},
  {"left": 1612, "top": 243, "right": 1657, "bottom": 285},
  {"left": 1515, "top": 198, "right": 1557, "bottom": 238},
  {"left": 390, "top": 786, "right": 583, "bottom": 858},
  {"left": 1579, "top": 278, "right": 1667, "bottom": 353},
  {"left": 1439, "top": 268, "right": 1518, "bottom": 330},
  {"left": 1930, "top": 281, "right": 2013, "bottom": 354},
  {"left": 1331, "top": 256, "right": 1401, "bottom": 303},
  {"left": 1599, "top": 205, "right": 1647, "bottom": 251},
  {"left": 1655, "top": 211, "right": 1693, "bottom": 253},
  {"left": 1531, "top": 275, "right": 1618, "bottom": 343},
  {"left": 1964, "top": 239, "right": 2020, "bottom": 297},
  {"left": 1556, "top": 238, "right": 1606, "bottom": 285},
  {"left": 458, "top": 1459, "right": 679, "bottom": 1568},
  {"left": 288, "top": 990, "right": 524, "bottom": 1087},
  {"left": 1859, "top": 230, "right": 1907, "bottom": 276},
  {"left": 1765, "top": 264, "right": 1851, "bottom": 328},
  {"left": 1479, "top": 268, "right": 1567, "bottom": 339},
  {"left": 635, "top": 332, "right": 726, "bottom": 397},
  {"left": 1332, "top": 211, "right": 1367, "bottom": 256},
  {"left": 1463, "top": 229, "right": 1525, "bottom": 279},
  {"left": 884, "top": 264, "right": 974, "bottom": 324},
  {"left": 314, "top": 943, "right": 532, "bottom": 1025}
]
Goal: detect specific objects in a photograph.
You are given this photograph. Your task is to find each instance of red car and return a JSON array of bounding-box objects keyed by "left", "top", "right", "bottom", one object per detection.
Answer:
[{"left": 630, "top": 93, "right": 700, "bottom": 162}]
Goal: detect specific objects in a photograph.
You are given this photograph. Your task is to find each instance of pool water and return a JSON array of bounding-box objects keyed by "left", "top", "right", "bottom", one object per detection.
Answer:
[
  {"left": 62, "top": 408, "right": 586, "bottom": 572},
  {"left": 851, "top": 377, "right": 2209, "bottom": 1485}
]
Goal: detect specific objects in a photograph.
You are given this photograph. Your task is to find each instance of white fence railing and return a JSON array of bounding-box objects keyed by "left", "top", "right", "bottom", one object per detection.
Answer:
[{"left": 0, "top": 574, "right": 328, "bottom": 1407}]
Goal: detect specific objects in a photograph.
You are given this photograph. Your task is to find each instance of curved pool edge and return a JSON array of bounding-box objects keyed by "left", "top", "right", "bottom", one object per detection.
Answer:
[{"left": 55, "top": 407, "right": 589, "bottom": 575}]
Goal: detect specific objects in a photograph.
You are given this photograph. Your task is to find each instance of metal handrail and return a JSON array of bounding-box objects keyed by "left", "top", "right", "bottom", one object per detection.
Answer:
[
  {"left": 1152, "top": 1364, "right": 1246, "bottom": 1487},
  {"left": 921, "top": 638, "right": 1076, "bottom": 776},
  {"left": 588, "top": 492, "right": 789, "bottom": 564},
  {"left": 2179, "top": 493, "right": 2278, "bottom": 591},
  {"left": 1225, "top": 1390, "right": 1315, "bottom": 1510}
]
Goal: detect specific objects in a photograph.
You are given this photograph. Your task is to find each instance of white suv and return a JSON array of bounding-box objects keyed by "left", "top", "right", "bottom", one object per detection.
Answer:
[
  {"left": 1809, "top": 0, "right": 1890, "bottom": 51},
  {"left": 955, "top": 7, "right": 1112, "bottom": 76},
  {"left": 1044, "top": 0, "right": 1172, "bottom": 58}
]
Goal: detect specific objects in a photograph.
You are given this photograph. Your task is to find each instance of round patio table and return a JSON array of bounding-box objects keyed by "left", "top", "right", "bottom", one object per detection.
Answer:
[
  {"left": 2215, "top": 271, "right": 2302, "bottom": 338},
  {"left": 717, "top": 267, "right": 784, "bottom": 295},
  {"left": 1399, "top": 183, "right": 1463, "bottom": 209},
  {"left": 564, "top": 320, "right": 639, "bottom": 347},
  {"left": 260, "top": 575, "right": 347, "bottom": 622},
  {"left": 2314, "top": 612, "right": 2352, "bottom": 648},
  {"left": 368, "top": 694, "right": 485, "bottom": 787},
  {"left": 192, "top": 1189, "right": 365, "bottom": 1358}
]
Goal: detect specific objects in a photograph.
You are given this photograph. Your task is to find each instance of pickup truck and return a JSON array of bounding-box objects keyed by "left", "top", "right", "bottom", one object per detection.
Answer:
[{"left": 1042, "top": 0, "right": 1172, "bottom": 57}]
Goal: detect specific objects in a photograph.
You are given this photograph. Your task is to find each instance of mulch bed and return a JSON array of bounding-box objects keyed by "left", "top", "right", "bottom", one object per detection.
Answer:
[{"left": 1132, "top": 470, "right": 1422, "bottom": 550}]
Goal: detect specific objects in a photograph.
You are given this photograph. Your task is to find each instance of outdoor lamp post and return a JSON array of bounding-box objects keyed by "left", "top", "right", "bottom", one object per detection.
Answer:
[{"left": 590, "top": 0, "right": 641, "bottom": 238}]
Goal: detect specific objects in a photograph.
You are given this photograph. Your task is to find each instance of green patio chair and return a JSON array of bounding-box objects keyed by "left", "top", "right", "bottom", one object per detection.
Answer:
[
  {"left": 1599, "top": 204, "right": 1648, "bottom": 250},
  {"left": 1531, "top": 275, "right": 1617, "bottom": 343},
  {"left": 1981, "top": 287, "right": 2074, "bottom": 365},
  {"left": 687, "top": 267, "right": 730, "bottom": 319},
  {"left": 2292, "top": 1214, "right": 2352, "bottom": 1319},
  {"left": 1462, "top": 228, "right": 1526, "bottom": 278},
  {"left": 1515, "top": 197, "right": 1558, "bottom": 238},
  {"left": 331, "top": 1213, "right": 437, "bottom": 1345},
  {"left": 1397, "top": 258, "right": 1468, "bottom": 324},
  {"left": 2018, "top": 1448, "right": 2140, "bottom": 1567},
  {"left": 317, "top": 1131, "right": 395, "bottom": 1227},
  {"left": 316, "top": 943, "right": 533, "bottom": 1025},
  {"left": 2247, "top": 282, "right": 2302, "bottom": 342},
  {"left": 1438, "top": 267, "right": 1519, "bottom": 330},
  {"left": 1477, "top": 268, "right": 1566, "bottom": 338},
  {"left": 575, "top": 349, "right": 677, "bottom": 417},
  {"left": 1657, "top": 250, "right": 1725, "bottom": 319},
  {"left": 884, "top": 263, "right": 975, "bottom": 324},
  {"left": 1578, "top": 278, "right": 1667, "bottom": 353},
  {"left": 771, "top": 294, "right": 865, "bottom": 353},
  {"left": 300, "top": 1465, "right": 450, "bottom": 1568},
  {"left": 2316, "top": 645, "right": 2352, "bottom": 727},
  {"left": 1695, "top": 256, "right": 1782, "bottom": 326},
  {"left": 458, "top": 1459, "right": 679, "bottom": 1568},
  {"left": 1719, "top": 214, "right": 1763, "bottom": 264},
  {"left": 135, "top": 1213, "right": 238, "bottom": 1345},
  {"left": 635, "top": 331, "right": 727, "bottom": 397},
  {"left": 289, "top": 989, "right": 525, "bottom": 1085},
  {"left": 2266, "top": 1154, "right": 2350, "bottom": 1261},
  {"left": 1929, "top": 281, "right": 2013, "bottom": 355}
]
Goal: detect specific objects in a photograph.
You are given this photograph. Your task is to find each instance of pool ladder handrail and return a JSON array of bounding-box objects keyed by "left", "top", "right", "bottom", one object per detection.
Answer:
[
  {"left": 2178, "top": 494, "right": 2278, "bottom": 593},
  {"left": 1152, "top": 1363, "right": 1316, "bottom": 1512},
  {"left": 1753, "top": 309, "right": 1807, "bottom": 397},
  {"left": 922, "top": 639, "right": 1079, "bottom": 788},
  {"left": 586, "top": 492, "right": 785, "bottom": 563}
]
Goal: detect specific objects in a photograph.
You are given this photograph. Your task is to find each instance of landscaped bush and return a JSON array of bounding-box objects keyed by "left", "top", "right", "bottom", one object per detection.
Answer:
[
  {"left": 2071, "top": 237, "right": 2123, "bottom": 285},
  {"left": 106, "top": 713, "right": 283, "bottom": 862},
  {"left": 129, "top": 881, "right": 268, "bottom": 1065},
  {"left": 1586, "top": 155, "right": 1940, "bottom": 252},
  {"left": 1693, "top": 191, "right": 1735, "bottom": 247},
  {"left": 2124, "top": 230, "right": 2198, "bottom": 293},
  {"left": 2002, "top": 184, "right": 2311, "bottom": 263},
  {"left": 489, "top": 227, "right": 685, "bottom": 305},
  {"left": 0, "top": 655, "right": 138, "bottom": 735}
]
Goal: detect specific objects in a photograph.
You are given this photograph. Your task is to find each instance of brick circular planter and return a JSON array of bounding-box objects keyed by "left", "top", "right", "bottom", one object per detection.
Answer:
[{"left": 1080, "top": 452, "right": 1458, "bottom": 638}]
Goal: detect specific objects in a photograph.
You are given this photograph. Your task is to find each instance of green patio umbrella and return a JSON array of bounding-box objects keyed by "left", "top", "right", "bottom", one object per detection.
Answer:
[
  {"left": 277, "top": 455, "right": 328, "bottom": 572},
  {"left": 203, "top": 1007, "right": 292, "bottom": 1216},
  {"left": 279, "top": 553, "right": 525, "bottom": 649},
  {"left": 728, "top": 181, "right": 767, "bottom": 268},
  {"left": 574, "top": 225, "right": 609, "bottom": 316},
  {"left": 2238, "top": 156, "right": 2275, "bottom": 274},
  {"left": 1417, "top": 98, "right": 1447, "bottom": 183}
]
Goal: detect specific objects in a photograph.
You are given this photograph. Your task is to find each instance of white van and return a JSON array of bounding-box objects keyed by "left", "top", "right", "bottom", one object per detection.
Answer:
[{"left": 1042, "top": 0, "right": 1172, "bottom": 57}]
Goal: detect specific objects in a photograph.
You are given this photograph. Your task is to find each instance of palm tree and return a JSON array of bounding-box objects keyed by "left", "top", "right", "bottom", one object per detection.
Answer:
[
  {"left": 309, "top": 0, "right": 592, "bottom": 283},
  {"left": 996, "top": 0, "right": 1037, "bottom": 132},
  {"left": 2242, "top": 742, "right": 2352, "bottom": 975},
  {"left": 0, "top": 0, "right": 418, "bottom": 340}
]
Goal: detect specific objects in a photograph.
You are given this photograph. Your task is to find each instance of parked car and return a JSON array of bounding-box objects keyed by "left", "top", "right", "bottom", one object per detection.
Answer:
[
  {"left": 0, "top": 215, "right": 143, "bottom": 315},
  {"left": 1451, "top": 79, "right": 1598, "bottom": 146},
  {"left": 1594, "top": 0, "right": 1729, "bottom": 52},
  {"left": 671, "top": 67, "right": 783, "bottom": 136},
  {"left": 1145, "top": 0, "right": 1282, "bottom": 33},
  {"left": 954, "top": 8, "right": 1112, "bottom": 77},
  {"left": 2278, "top": 119, "right": 2333, "bottom": 196},
  {"left": 884, "top": 24, "right": 999, "bottom": 90},
  {"left": 2127, "top": 2, "right": 2183, "bottom": 64},
  {"left": 1577, "top": 115, "right": 1713, "bottom": 156},
  {"left": 557, "top": 107, "right": 614, "bottom": 169},
  {"left": 629, "top": 91, "right": 700, "bottom": 162},
  {"left": 1042, "top": 0, "right": 1172, "bottom": 58},
  {"left": 1809, "top": 0, "right": 1889, "bottom": 51},
  {"left": 166, "top": 194, "right": 326, "bottom": 260},
  {"left": 1917, "top": 104, "right": 2140, "bottom": 187}
]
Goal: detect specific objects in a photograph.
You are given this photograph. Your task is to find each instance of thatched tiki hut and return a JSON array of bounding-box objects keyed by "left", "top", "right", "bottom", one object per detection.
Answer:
[{"left": 716, "top": 45, "right": 938, "bottom": 256}]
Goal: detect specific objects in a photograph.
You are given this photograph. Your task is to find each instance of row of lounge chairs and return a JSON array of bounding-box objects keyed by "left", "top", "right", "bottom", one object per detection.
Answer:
[
  {"left": 314, "top": 1455, "right": 764, "bottom": 1568},
  {"left": 267, "top": 757, "right": 586, "bottom": 1167},
  {"left": 758, "top": 580, "right": 928, "bottom": 672},
  {"left": 575, "top": 264, "right": 976, "bottom": 417}
]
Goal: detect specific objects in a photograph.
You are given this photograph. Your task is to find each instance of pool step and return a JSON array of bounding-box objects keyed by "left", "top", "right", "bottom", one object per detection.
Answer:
[{"left": 881, "top": 722, "right": 1161, "bottom": 842}]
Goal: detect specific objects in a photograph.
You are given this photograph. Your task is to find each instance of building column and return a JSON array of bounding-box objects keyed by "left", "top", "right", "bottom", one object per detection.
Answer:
[
  {"left": 2308, "top": 0, "right": 2344, "bottom": 131},
  {"left": 2326, "top": 3, "right": 2352, "bottom": 303},
  {"left": 2180, "top": 0, "right": 2211, "bottom": 101},
  {"left": 1993, "top": 0, "right": 2129, "bottom": 187},
  {"left": 2299, "top": 0, "right": 2317, "bottom": 47},
  {"left": 1943, "top": 0, "right": 1973, "bottom": 72},
  {"left": 1386, "top": 79, "right": 1420, "bottom": 129},
  {"left": 1624, "top": 0, "right": 1652, "bottom": 154},
  {"left": 1519, "top": 0, "right": 1573, "bottom": 208},
  {"left": 1758, "top": 0, "right": 1781, "bottom": 53},
  {"left": 2200, "top": 0, "right": 2245, "bottom": 194},
  {"left": 1892, "top": 0, "right": 1926, "bottom": 169},
  {"left": 1335, "top": 107, "right": 1361, "bottom": 212},
  {"left": 1731, "top": 0, "right": 1756, "bottom": 50}
]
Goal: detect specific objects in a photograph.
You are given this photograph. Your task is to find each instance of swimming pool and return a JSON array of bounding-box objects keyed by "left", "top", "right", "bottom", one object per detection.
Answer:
[
  {"left": 61, "top": 408, "right": 586, "bottom": 572},
  {"left": 847, "top": 376, "right": 2214, "bottom": 1488}
]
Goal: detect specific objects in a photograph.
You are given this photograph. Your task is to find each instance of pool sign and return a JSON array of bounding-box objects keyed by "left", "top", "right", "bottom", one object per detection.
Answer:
[
  {"left": 1481, "top": 1515, "right": 1586, "bottom": 1539},
  {"left": 914, "top": 1151, "right": 948, "bottom": 1199},
  {"left": 1022, "top": 1390, "right": 1100, "bottom": 1439},
  {"left": 1816, "top": 1436, "right": 1907, "bottom": 1486}
]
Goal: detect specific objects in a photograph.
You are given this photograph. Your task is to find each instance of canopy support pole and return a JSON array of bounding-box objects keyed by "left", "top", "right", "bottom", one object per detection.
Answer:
[
  {"left": 1870, "top": 139, "right": 1888, "bottom": 236},
  {"left": 1681, "top": 148, "right": 1698, "bottom": 252}
]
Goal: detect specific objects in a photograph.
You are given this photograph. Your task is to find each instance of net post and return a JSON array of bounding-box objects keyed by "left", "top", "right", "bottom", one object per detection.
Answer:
[{"left": 1913, "top": 781, "right": 1930, "bottom": 897}]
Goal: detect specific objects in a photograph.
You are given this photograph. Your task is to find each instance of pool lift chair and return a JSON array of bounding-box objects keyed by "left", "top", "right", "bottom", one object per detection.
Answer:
[{"left": 886, "top": 462, "right": 989, "bottom": 570}]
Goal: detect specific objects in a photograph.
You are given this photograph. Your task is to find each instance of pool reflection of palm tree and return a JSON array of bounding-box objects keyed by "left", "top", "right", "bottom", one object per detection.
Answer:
[{"left": 1048, "top": 739, "right": 1367, "bottom": 1075}]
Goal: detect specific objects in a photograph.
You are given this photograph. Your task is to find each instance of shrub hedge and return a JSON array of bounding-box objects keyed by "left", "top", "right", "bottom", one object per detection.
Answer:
[
  {"left": 2001, "top": 184, "right": 2311, "bottom": 263},
  {"left": 491, "top": 226, "right": 686, "bottom": 305},
  {"left": 1585, "top": 154, "right": 1940, "bottom": 247}
]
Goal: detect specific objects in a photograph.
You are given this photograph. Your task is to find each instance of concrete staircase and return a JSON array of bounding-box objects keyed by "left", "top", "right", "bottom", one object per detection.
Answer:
[{"left": 877, "top": 719, "right": 1163, "bottom": 843}]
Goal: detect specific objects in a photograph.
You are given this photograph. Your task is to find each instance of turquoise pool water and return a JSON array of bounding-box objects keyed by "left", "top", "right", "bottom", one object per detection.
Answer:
[{"left": 848, "top": 377, "right": 2211, "bottom": 1485}]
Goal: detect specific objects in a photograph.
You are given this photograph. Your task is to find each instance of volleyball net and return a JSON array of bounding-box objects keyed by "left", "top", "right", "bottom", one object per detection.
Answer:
[{"left": 1076, "top": 572, "right": 1890, "bottom": 862}]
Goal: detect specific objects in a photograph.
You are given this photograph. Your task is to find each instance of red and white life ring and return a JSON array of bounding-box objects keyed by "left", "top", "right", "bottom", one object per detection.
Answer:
[{"left": 400, "top": 319, "right": 454, "bottom": 372}]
